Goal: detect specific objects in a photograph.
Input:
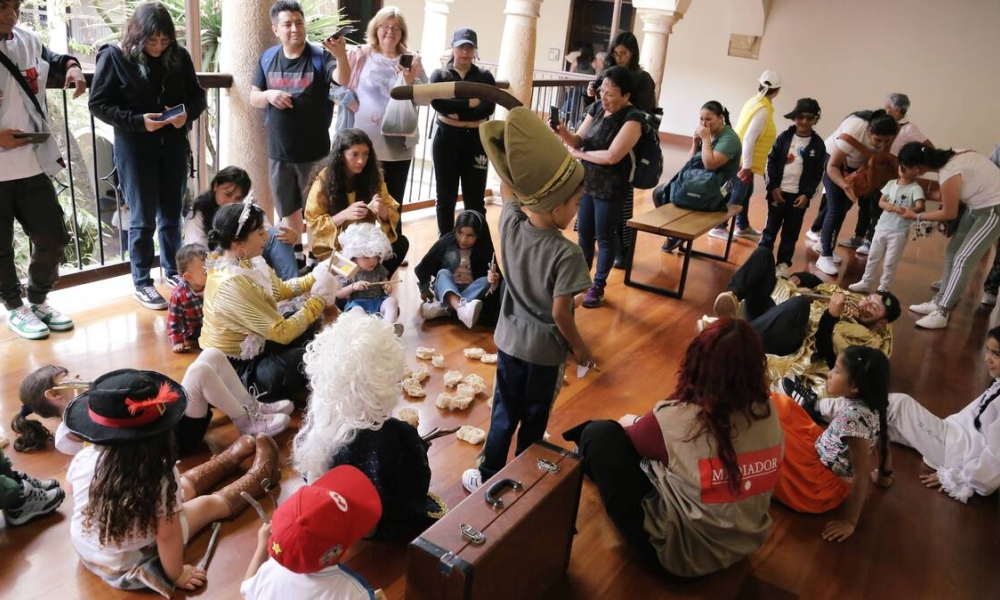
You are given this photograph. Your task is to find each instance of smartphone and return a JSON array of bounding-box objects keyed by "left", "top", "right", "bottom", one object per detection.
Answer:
[
  {"left": 399, "top": 54, "right": 414, "bottom": 69},
  {"left": 327, "top": 25, "right": 354, "bottom": 41},
  {"left": 12, "top": 132, "right": 51, "bottom": 144},
  {"left": 549, "top": 106, "right": 560, "bottom": 130},
  {"left": 153, "top": 104, "right": 186, "bottom": 122}
]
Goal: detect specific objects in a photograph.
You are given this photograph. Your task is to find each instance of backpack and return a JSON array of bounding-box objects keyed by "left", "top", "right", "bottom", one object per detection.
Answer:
[
  {"left": 627, "top": 108, "right": 664, "bottom": 190},
  {"left": 258, "top": 43, "right": 332, "bottom": 126},
  {"left": 838, "top": 134, "right": 898, "bottom": 197}
]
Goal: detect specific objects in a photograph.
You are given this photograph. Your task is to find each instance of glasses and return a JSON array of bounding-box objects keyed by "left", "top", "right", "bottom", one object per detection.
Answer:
[
  {"left": 379, "top": 25, "right": 403, "bottom": 34},
  {"left": 612, "top": 51, "right": 630, "bottom": 59}
]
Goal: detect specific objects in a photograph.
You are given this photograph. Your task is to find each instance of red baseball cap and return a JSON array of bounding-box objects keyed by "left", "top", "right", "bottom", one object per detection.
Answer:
[{"left": 268, "top": 465, "right": 382, "bottom": 574}]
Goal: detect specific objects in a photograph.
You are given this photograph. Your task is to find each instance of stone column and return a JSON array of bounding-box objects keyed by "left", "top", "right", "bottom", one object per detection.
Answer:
[
  {"left": 220, "top": 0, "right": 274, "bottom": 217},
  {"left": 632, "top": 0, "right": 690, "bottom": 107},
  {"left": 420, "top": 0, "right": 454, "bottom": 71},
  {"left": 495, "top": 0, "right": 543, "bottom": 116}
]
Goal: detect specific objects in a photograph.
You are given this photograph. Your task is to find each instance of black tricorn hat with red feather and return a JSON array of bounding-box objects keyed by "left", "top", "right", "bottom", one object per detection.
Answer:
[{"left": 64, "top": 369, "right": 187, "bottom": 443}]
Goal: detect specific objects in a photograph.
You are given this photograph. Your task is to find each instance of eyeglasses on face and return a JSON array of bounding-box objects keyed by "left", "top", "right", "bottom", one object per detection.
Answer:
[
  {"left": 379, "top": 25, "right": 403, "bottom": 34},
  {"left": 613, "top": 51, "right": 630, "bottom": 59}
]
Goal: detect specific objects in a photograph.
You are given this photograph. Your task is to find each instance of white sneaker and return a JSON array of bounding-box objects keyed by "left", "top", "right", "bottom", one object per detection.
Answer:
[
  {"left": 234, "top": 404, "right": 291, "bottom": 437},
  {"left": 696, "top": 315, "right": 718, "bottom": 333},
  {"left": 456, "top": 299, "right": 483, "bottom": 329},
  {"left": 734, "top": 227, "right": 761, "bottom": 239},
  {"left": 462, "top": 468, "right": 483, "bottom": 493},
  {"left": 256, "top": 399, "right": 295, "bottom": 415},
  {"left": 909, "top": 300, "right": 939, "bottom": 315},
  {"left": 775, "top": 263, "right": 791, "bottom": 279},
  {"left": 815, "top": 256, "right": 839, "bottom": 276},
  {"left": 806, "top": 229, "right": 821, "bottom": 243},
  {"left": 809, "top": 242, "right": 842, "bottom": 264},
  {"left": 983, "top": 292, "right": 998, "bottom": 307},
  {"left": 847, "top": 281, "right": 872, "bottom": 294},
  {"left": 420, "top": 301, "right": 451, "bottom": 321},
  {"left": 30, "top": 302, "right": 73, "bottom": 331},
  {"left": 708, "top": 227, "right": 730, "bottom": 240},
  {"left": 856, "top": 241, "right": 871, "bottom": 256},
  {"left": 7, "top": 306, "right": 50, "bottom": 340},
  {"left": 916, "top": 310, "right": 949, "bottom": 329},
  {"left": 3, "top": 480, "right": 65, "bottom": 526}
]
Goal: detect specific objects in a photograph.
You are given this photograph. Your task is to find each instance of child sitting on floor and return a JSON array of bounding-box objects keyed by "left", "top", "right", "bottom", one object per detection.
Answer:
[
  {"left": 772, "top": 343, "right": 893, "bottom": 542},
  {"left": 416, "top": 210, "right": 502, "bottom": 329},
  {"left": 241, "top": 465, "right": 383, "bottom": 599},
  {"left": 848, "top": 165, "right": 926, "bottom": 294},
  {"left": 168, "top": 243, "right": 208, "bottom": 353},
  {"left": 335, "top": 223, "right": 402, "bottom": 335},
  {"left": 65, "top": 370, "right": 281, "bottom": 596},
  {"left": 1, "top": 446, "right": 65, "bottom": 526}
]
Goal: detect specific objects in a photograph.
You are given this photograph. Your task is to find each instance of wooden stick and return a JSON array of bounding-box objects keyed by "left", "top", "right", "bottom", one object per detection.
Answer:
[{"left": 365, "top": 279, "right": 403, "bottom": 286}]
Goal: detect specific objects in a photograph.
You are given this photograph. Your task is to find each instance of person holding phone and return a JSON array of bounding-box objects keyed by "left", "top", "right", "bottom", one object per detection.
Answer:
[
  {"left": 1, "top": 0, "right": 87, "bottom": 340},
  {"left": 345, "top": 6, "right": 426, "bottom": 241},
  {"left": 89, "top": 2, "right": 207, "bottom": 311},
  {"left": 251, "top": 1, "right": 350, "bottom": 269},
  {"left": 428, "top": 27, "right": 496, "bottom": 236}
]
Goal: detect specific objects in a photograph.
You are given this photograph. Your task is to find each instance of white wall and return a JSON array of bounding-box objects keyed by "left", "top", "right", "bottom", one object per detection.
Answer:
[{"left": 658, "top": 0, "right": 1000, "bottom": 153}]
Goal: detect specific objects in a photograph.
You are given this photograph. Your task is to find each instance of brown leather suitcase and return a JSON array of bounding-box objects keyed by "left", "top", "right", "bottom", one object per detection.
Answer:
[{"left": 405, "top": 441, "right": 583, "bottom": 600}]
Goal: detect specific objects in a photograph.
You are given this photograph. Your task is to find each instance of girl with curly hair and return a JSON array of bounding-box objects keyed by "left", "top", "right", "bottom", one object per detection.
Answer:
[
  {"left": 64, "top": 369, "right": 280, "bottom": 596},
  {"left": 292, "top": 311, "right": 446, "bottom": 539},
  {"left": 334, "top": 222, "right": 403, "bottom": 335},
  {"left": 304, "top": 128, "right": 409, "bottom": 275},
  {"left": 563, "top": 319, "right": 783, "bottom": 577}
]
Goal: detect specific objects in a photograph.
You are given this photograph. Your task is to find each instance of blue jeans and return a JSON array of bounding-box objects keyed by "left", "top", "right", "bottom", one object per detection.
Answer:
[
  {"left": 820, "top": 172, "right": 853, "bottom": 256},
  {"left": 114, "top": 135, "right": 189, "bottom": 287},
  {"left": 577, "top": 193, "right": 622, "bottom": 289},
  {"left": 731, "top": 176, "right": 754, "bottom": 230},
  {"left": 264, "top": 227, "right": 299, "bottom": 280},
  {"left": 434, "top": 269, "right": 490, "bottom": 304},
  {"left": 478, "top": 350, "right": 563, "bottom": 481}
]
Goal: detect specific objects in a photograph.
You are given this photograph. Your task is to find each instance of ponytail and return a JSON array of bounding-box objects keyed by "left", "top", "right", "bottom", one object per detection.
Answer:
[
  {"left": 898, "top": 142, "right": 956, "bottom": 170},
  {"left": 702, "top": 100, "right": 731, "bottom": 126},
  {"left": 841, "top": 346, "right": 892, "bottom": 476},
  {"left": 13, "top": 365, "right": 68, "bottom": 452}
]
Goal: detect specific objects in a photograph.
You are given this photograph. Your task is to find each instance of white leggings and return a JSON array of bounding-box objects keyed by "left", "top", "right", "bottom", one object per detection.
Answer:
[
  {"left": 181, "top": 348, "right": 254, "bottom": 420},
  {"left": 817, "top": 392, "right": 947, "bottom": 467}
]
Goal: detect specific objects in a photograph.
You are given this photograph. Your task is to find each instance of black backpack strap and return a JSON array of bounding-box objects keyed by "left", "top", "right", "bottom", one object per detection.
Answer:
[{"left": 0, "top": 50, "right": 47, "bottom": 120}]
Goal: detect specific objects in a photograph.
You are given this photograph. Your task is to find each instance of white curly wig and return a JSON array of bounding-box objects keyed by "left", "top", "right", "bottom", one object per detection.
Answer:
[
  {"left": 292, "top": 310, "right": 405, "bottom": 481},
  {"left": 338, "top": 222, "right": 394, "bottom": 262}
]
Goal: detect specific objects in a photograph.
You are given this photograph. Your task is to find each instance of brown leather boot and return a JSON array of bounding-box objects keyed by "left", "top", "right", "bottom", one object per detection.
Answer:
[
  {"left": 180, "top": 435, "right": 256, "bottom": 496},
  {"left": 214, "top": 434, "right": 282, "bottom": 518}
]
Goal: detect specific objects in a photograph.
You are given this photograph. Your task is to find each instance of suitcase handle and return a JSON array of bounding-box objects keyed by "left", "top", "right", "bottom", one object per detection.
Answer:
[{"left": 485, "top": 478, "right": 523, "bottom": 509}]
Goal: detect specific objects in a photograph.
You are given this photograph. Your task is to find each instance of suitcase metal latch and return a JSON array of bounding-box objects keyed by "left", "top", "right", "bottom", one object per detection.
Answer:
[
  {"left": 460, "top": 523, "right": 486, "bottom": 545},
  {"left": 537, "top": 458, "right": 560, "bottom": 474}
]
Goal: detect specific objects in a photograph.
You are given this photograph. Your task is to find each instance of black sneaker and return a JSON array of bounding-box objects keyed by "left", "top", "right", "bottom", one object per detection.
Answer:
[
  {"left": 781, "top": 377, "right": 825, "bottom": 424},
  {"left": 134, "top": 285, "right": 168, "bottom": 310},
  {"left": 661, "top": 237, "right": 684, "bottom": 253},
  {"left": 164, "top": 274, "right": 182, "bottom": 289}
]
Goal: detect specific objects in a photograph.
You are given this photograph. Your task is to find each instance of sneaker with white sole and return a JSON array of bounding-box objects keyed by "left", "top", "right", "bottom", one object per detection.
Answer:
[
  {"left": 134, "top": 285, "right": 167, "bottom": 310},
  {"left": 713, "top": 291, "right": 740, "bottom": 319},
  {"left": 420, "top": 301, "right": 451, "bottom": 321},
  {"left": 164, "top": 274, "right": 183, "bottom": 289},
  {"left": 815, "top": 256, "right": 839, "bottom": 275},
  {"left": 696, "top": 315, "right": 718, "bottom": 333},
  {"left": 916, "top": 309, "right": 949, "bottom": 329},
  {"left": 7, "top": 306, "right": 49, "bottom": 340},
  {"left": 708, "top": 227, "right": 730, "bottom": 240},
  {"left": 734, "top": 227, "right": 761, "bottom": 239},
  {"left": 15, "top": 471, "right": 61, "bottom": 492},
  {"left": 856, "top": 241, "right": 871, "bottom": 256},
  {"left": 909, "top": 300, "right": 939, "bottom": 315},
  {"left": 838, "top": 236, "right": 865, "bottom": 249},
  {"left": 581, "top": 287, "right": 605, "bottom": 309},
  {"left": 847, "top": 281, "right": 872, "bottom": 294},
  {"left": 462, "top": 468, "right": 483, "bottom": 494},
  {"left": 776, "top": 263, "right": 791, "bottom": 279},
  {"left": 30, "top": 302, "right": 73, "bottom": 331},
  {"left": 806, "top": 229, "right": 821, "bottom": 243},
  {"left": 233, "top": 404, "right": 291, "bottom": 437},
  {"left": 983, "top": 292, "right": 998, "bottom": 307},
  {"left": 456, "top": 299, "right": 483, "bottom": 328},
  {"left": 256, "top": 399, "right": 295, "bottom": 415},
  {"left": 810, "top": 242, "right": 842, "bottom": 264},
  {"left": 3, "top": 480, "right": 65, "bottom": 526}
]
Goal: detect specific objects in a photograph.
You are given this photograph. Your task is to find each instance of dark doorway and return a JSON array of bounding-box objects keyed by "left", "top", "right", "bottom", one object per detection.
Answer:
[
  {"left": 566, "top": 0, "right": 635, "bottom": 62},
  {"left": 340, "top": 0, "right": 383, "bottom": 42}
]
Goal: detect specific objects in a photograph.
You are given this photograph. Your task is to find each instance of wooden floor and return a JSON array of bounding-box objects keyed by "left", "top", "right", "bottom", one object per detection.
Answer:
[{"left": 2, "top": 142, "right": 999, "bottom": 599}]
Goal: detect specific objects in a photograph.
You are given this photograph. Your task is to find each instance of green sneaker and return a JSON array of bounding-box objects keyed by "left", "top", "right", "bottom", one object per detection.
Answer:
[
  {"left": 7, "top": 306, "right": 50, "bottom": 340},
  {"left": 30, "top": 302, "right": 74, "bottom": 331}
]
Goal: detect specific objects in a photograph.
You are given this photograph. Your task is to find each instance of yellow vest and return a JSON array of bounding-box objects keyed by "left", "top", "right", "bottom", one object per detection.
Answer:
[{"left": 734, "top": 95, "right": 776, "bottom": 175}]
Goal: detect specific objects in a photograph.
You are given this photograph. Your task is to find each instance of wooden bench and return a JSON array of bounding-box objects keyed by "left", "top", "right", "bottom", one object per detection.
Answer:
[{"left": 624, "top": 203, "right": 743, "bottom": 299}]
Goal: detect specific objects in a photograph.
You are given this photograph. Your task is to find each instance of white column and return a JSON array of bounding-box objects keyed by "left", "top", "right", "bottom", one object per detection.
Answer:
[
  {"left": 495, "top": 0, "right": 543, "bottom": 116},
  {"left": 633, "top": 0, "right": 690, "bottom": 108},
  {"left": 219, "top": 0, "right": 275, "bottom": 217},
  {"left": 420, "top": 0, "right": 454, "bottom": 71}
]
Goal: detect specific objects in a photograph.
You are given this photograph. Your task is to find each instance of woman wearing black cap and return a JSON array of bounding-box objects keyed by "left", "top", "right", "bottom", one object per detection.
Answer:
[{"left": 428, "top": 27, "right": 497, "bottom": 236}]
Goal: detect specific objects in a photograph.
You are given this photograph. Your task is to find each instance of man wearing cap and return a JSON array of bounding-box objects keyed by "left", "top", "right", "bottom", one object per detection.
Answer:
[
  {"left": 241, "top": 465, "right": 382, "bottom": 599},
  {"left": 428, "top": 27, "right": 497, "bottom": 235},
  {"left": 709, "top": 247, "right": 896, "bottom": 392},
  {"left": 710, "top": 70, "right": 782, "bottom": 241}
]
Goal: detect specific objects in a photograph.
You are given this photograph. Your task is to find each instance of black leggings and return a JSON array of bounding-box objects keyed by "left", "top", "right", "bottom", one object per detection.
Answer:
[
  {"left": 432, "top": 122, "right": 489, "bottom": 236},
  {"left": 727, "top": 247, "right": 812, "bottom": 355}
]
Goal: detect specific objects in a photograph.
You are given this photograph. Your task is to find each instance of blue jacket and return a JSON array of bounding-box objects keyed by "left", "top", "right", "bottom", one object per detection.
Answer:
[{"left": 765, "top": 125, "right": 826, "bottom": 197}]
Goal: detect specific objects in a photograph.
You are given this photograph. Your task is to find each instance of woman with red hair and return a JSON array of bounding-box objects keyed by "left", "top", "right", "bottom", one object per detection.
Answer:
[{"left": 564, "top": 319, "right": 783, "bottom": 577}]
